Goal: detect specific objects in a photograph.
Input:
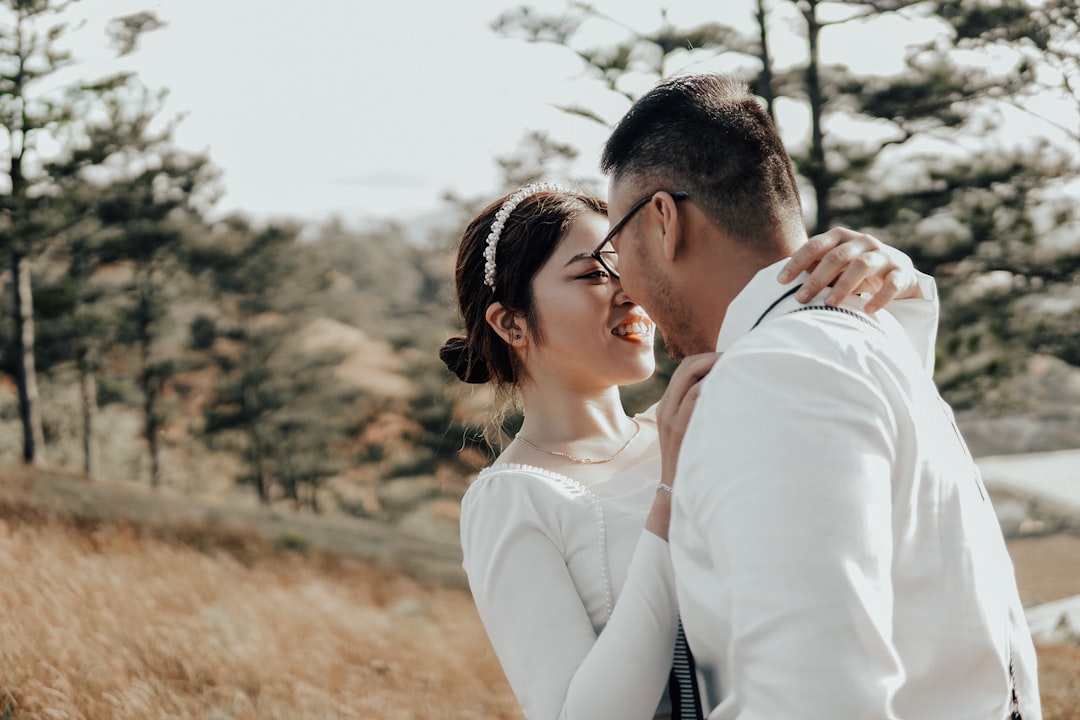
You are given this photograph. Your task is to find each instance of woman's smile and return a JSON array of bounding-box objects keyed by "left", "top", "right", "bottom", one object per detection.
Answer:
[{"left": 611, "top": 317, "right": 655, "bottom": 343}]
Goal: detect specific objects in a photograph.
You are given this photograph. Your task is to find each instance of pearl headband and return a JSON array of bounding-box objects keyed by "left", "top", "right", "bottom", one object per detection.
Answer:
[{"left": 483, "top": 181, "right": 562, "bottom": 290}]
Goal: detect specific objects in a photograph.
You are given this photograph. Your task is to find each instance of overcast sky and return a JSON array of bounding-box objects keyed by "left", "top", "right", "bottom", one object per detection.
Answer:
[
  {"left": 56, "top": 0, "right": 649, "bottom": 224},
  {"left": 51, "top": 1, "right": 1075, "bottom": 227}
]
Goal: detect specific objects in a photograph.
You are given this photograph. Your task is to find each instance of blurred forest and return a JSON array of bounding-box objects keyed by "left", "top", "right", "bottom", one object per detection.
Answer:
[{"left": 0, "top": 0, "right": 1078, "bottom": 518}]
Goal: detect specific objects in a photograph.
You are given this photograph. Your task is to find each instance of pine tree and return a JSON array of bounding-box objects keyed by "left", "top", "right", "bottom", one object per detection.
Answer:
[
  {"left": 491, "top": 0, "right": 1080, "bottom": 413},
  {"left": 84, "top": 81, "right": 215, "bottom": 485},
  {"left": 0, "top": 1, "right": 166, "bottom": 465}
]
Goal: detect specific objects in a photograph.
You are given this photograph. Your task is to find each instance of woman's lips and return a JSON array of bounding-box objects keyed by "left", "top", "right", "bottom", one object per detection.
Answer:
[{"left": 611, "top": 319, "right": 654, "bottom": 340}]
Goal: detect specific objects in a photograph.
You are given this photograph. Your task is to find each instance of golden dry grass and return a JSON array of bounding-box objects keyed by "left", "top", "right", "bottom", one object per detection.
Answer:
[
  {"left": 0, "top": 504, "right": 519, "bottom": 720},
  {"left": 1, "top": 501, "right": 1078, "bottom": 720}
]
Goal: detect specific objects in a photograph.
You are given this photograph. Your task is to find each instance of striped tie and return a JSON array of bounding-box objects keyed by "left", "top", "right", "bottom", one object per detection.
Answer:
[
  {"left": 1009, "top": 651, "right": 1023, "bottom": 719},
  {"left": 669, "top": 620, "right": 703, "bottom": 719}
]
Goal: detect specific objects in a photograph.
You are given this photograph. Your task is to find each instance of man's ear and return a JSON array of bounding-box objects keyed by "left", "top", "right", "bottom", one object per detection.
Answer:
[
  {"left": 654, "top": 191, "right": 684, "bottom": 262},
  {"left": 486, "top": 301, "right": 528, "bottom": 346}
]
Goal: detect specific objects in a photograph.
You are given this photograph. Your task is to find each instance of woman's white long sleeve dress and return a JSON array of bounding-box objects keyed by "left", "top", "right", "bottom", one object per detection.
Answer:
[
  {"left": 462, "top": 446, "right": 679, "bottom": 720},
  {"left": 460, "top": 280, "right": 939, "bottom": 720}
]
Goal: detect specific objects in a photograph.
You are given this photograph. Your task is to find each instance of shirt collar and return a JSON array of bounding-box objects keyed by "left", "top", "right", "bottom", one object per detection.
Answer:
[{"left": 715, "top": 258, "right": 810, "bottom": 353}]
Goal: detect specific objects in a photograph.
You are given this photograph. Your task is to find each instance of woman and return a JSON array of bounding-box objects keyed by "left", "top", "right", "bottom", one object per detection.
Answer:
[{"left": 440, "top": 183, "right": 937, "bottom": 720}]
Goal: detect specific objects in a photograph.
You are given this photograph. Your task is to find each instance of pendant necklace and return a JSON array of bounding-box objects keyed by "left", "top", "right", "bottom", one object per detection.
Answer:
[{"left": 515, "top": 417, "right": 641, "bottom": 465}]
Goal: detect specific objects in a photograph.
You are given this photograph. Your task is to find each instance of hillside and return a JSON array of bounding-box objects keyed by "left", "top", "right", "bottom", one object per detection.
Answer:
[
  {"left": 0, "top": 499, "right": 517, "bottom": 720},
  {"left": 1, "top": 476, "right": 1079, "bottom": 719}
]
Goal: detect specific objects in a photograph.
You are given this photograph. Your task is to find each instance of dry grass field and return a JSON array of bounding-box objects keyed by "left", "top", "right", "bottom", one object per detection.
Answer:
[
  {"left": 1, "top": 500, "right": 1078, "bottom": 720},
  {"left": 0, "top": 503, "right": 518, "bottom": 720}
]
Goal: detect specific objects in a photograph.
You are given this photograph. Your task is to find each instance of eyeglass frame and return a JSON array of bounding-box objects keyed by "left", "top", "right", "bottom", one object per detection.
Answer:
[{"left": 590, "top": 190, "right": 690, "bottom": 279}]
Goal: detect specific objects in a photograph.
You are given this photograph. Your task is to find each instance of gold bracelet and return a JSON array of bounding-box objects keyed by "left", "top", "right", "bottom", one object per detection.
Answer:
[{"left": 658, "top": 482, "right": 674, "bottom": 494}]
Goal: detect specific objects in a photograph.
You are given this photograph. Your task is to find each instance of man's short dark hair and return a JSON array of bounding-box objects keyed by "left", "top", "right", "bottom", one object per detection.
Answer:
[{"left": 601, "top": 73, "right": 804, "bottom": 247}]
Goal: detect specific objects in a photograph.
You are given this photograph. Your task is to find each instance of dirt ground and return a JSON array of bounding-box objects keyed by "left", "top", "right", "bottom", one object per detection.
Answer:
[
  {"left": 1004, "top": 531, "right": 1080, "bottom": 719},
  {"left": 1008, "top": 532, "right": 1080, "bottom": 607},
  {"left": 1037, "top": 641, "right": 1080, "bottom": 720}
]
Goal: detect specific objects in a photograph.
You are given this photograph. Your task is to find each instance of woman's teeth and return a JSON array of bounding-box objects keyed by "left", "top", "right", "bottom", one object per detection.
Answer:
[{"left": 613, "top": 322, "right": 650, "bottom": 337}]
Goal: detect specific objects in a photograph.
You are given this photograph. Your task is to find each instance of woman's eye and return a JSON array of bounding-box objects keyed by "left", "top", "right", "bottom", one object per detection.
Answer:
[{"left": 580, "top": 269, "right": 610, "bottom": 280}]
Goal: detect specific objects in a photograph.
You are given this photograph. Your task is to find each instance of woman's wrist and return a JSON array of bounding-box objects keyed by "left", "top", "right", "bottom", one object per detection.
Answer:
[{"left": 645, "top": 485, "right": 672, "bottom": 541}]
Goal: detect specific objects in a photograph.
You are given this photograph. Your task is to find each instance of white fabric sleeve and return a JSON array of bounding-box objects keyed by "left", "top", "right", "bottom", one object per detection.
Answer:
[
  {"left": 880, "top": 270, "right": 938, "bottom": 373},
  {"left": 461, "top": 474, "right": 679, "bottom": 720},
  {"left": 677, "top": 348, "right": 903, "bottom": 720}
]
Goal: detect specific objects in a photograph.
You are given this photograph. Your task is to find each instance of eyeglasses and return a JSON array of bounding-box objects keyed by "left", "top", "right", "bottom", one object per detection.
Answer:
[{"left": 590, "top": 190, "right": 689, "bottom": 279}]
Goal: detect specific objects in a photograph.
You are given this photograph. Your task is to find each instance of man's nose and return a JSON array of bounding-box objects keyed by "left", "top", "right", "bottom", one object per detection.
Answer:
[{"left": 612, "top": 278, "right": 636, "bottom": 307}]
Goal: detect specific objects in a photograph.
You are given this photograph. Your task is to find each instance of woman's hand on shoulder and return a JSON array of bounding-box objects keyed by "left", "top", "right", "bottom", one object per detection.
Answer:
[
  {"left": 646, "top": 353, "right": 719, "bottom": 540},
  {"left": 656, "top": 352, "right": 721, "bottom": 488},
  {"left": 778, "top": 227, "right": 923, "bottom": 313}
]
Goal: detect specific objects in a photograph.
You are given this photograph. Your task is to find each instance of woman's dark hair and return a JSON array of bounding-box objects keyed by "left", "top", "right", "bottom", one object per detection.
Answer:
[{"left": 440, "top": 188, "right": 606, "bottom": 388}]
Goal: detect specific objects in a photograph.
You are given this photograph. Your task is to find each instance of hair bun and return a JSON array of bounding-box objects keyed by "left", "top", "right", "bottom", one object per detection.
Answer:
[{"left": 439, "top": 336, "right": 491, "bottom": 384}]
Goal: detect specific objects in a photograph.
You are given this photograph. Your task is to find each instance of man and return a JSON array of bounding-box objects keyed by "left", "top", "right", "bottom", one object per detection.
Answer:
[{"left": 594, "top": 73, "right": 1040, "bottom": 719}]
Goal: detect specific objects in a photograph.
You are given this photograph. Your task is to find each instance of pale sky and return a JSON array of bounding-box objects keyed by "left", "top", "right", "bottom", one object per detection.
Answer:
[{"left": 48, "top": 0, "right": 1075, "bottom": 227}]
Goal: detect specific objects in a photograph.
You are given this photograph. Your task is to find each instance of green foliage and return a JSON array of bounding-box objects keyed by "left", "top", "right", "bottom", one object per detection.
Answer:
[
  {"left": 96, "top": 377, "right": 138, "bottom": 407},
  {"left": 273, "top": 531, "right": 310, "bottom": 552},
  {"left": 938, "top": 0, "right": 1049, "bottom": 45},
  {"left": 106, "top": 11, "right": 165, "bottom": 57},
  {"left": 493, "top": 5, "right": 749, "bottom": 100},
  {"left": 0, "top": 1, "right": 173, "bottom": 465},
  {"left": 619, "top": 335, "right": 678, "bottom": 415},
  {"left": 406, "top": 356, "right": 493, "bottom": 474},
  {"left": 12, "top": 0, "right": 1074, "bottom": 498},
  {"left": 196, "top": 216, "right": 398, "bottom": 507},
  {"left": 189, "top": 316, "right": 216, "bottom": 350},
  {"left": 494, "top": 129, "right": 603, "bottom": 193},
  {"left": 491, "top": 0, "right": 1080, "bottom": 414}
]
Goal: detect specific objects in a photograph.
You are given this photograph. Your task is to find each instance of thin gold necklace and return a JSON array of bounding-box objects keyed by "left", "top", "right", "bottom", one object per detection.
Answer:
[{"left": 515, "top": 417, "right": 642, "bottom": 465}]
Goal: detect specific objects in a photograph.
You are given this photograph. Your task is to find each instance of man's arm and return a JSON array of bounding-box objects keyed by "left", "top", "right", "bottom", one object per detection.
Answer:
[{"left": 672, "top": 342, "right": 905, "bottom": 719}]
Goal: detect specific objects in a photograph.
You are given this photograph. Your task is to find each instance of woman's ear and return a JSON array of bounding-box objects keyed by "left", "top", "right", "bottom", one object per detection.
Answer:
[{"left": 486, "top": 301, "right": 528, "bottom": 346}]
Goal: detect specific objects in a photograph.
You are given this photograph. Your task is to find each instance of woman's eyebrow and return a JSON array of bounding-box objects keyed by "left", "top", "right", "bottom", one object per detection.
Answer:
[{"left": 564, "top": 253, "right": 597, "bottom": 267}]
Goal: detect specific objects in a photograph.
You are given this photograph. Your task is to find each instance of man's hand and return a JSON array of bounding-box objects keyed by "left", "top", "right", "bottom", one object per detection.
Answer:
[{"left": 778, "top": 227, "right": 921, "bottom": 313}]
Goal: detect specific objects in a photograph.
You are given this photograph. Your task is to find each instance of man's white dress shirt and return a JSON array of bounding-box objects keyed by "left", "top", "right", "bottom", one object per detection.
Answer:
[{"left": 670, "top": 260, "right": 1040, "bottom": 719}]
